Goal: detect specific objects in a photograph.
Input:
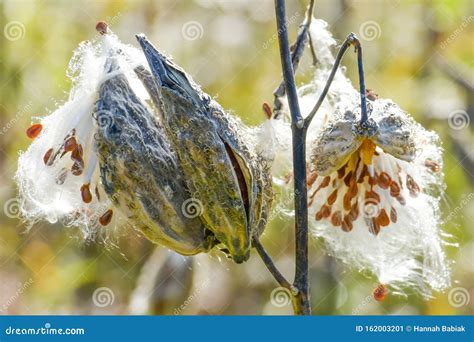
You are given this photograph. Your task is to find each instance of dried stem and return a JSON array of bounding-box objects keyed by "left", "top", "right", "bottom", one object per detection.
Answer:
[
  {"left": 355, "top": 40, "right": 368, "bottom": 125},
  {"left": 253, "top": 237, "right": 292, "bottom": 290},
  {"left": 264, "top": 0, "right": 369, "bottom": 315},
  {"left": 305, "top": 33, "right": 358, "bottom": 128},
  {"left": 273, "top": 0, "right": 315, "bottom": 119},
  {"left": 275, "top": 0, "right": 311, "bottom": 315}
]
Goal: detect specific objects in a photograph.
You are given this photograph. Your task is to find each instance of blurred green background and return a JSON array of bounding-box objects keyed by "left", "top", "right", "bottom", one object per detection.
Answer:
[{"left": 0, "top": 0, "right": 472, "bottom": 315}]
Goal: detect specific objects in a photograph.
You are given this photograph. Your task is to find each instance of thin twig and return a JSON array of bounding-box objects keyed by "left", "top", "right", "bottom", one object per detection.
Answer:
[
  {"left": 275, "top": 0, "right": 311, "bottom": 315},
  {"left": 304, "top": 33, "right": 358, "bottom": 128},
  {"left": 273, "top": 0, "right": 315, "bottom": 119},
  {"left": 355, "top": 40, "right": 368, "bottom": 125},
  {"left": 253, "top": 237, "right": 292, "bottom": 289}
]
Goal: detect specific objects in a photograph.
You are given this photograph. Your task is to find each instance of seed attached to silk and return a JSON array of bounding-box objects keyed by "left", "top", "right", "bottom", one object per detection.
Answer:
[
  {"left": 262, "top": 102, "right": 272, "bottom": 119},
  {"left": 71, "top": 145, "right": 83, "bottom": 161},
  {"left": 71, "top": 160, "right": 84, "bottom": 176},
  {"left": 327, "top": 189, "right": 338, "bottom": 205},
  {"left": 55, "top": 168, "right": 68, "bottom": 185},
  {"left": 43, "top": 148, "right": 54, "bottom": 166},
  {"left": 96, "top": 21, "right": 108, "bottom": 35},
  {"left": 406, "top": 174, "right": 420, "bottom": 197},
  {"left": 331, "top": 211, "right": 342, "bottom": 226},
  {"left": 377, "top": 172, "right": 391, "bottom": 189},
  {"left": 373, "top": 284, "right": 387, "bottom": 301},
  {"left": 64, "top": 136, "right": 78, "bottom": 152},
  {"left": 389, "top": 182, "right": 400, "bottom": 197},
  {"left": 390, "top": 207, "right": 397, "bottom": 223},
  {"left": 376, "top": 209, "right": 390, "bottom": 227},
  {"left": 341, "top": 216, "right": 353, "bottom": 232},
  {"left": 425, "top": 159, "right": 440, "bottom": 172},
  {"left": 81, "top": 184, "right": 92, "bottom": 203},
  {"left": 99, "top": 209, "right": 113, "bottom": 226},
  {"left": 26, "top": 123, "right": 43, "bottom": 139}
]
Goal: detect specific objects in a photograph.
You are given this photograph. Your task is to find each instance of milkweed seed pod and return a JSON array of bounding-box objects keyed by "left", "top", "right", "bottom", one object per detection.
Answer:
[
  {"left": 16, "top": 28, "right": 212, "bottom": 255},
  {"left": 136, "top": 34, "right": 273, "bottom": 263},
  {"left": 282, "top": 18, "right": 450, "bottom": 297},
  {"left": 95, "top": 56, "right": 212, "bottom": 255}
]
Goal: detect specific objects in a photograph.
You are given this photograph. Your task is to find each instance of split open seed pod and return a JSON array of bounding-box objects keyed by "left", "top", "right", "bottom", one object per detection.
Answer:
[
  {"left": 95, "top": 55, "right": 213, "bottom": 255},
  {"left": 136, "top": 34, "right": 273, "bottom": 263}
]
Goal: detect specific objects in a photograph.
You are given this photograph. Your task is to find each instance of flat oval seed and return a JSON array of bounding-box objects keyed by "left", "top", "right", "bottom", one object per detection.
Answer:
[
  {"left": 406, "top": 174, "right": 420, "bottom": 197},
  {"left": 327, "top": 189, "right": 338, "bottom": 205},
  {"left": 81, "top": 184, "right": 92, "bottom": 203},
  {"left": 99, "top": 209, "right": 113, "bottom": 226},
  {"left": 26, "top": 123, "right": 43, "bottom": 139},
  {"left": 55, "top": 168, "right": 68, "bottom": 185},
  {"left": 43, "top": 148, "right": 54, "bottom": 166},
  {"left": 389, "top": 182, "right": 401, "bottom": 197},
  {"left": 331, "top": 211, "right": 342, "bottom": 226},
  {"left": 376, "top": 209, "right": 390, "bottom": 227},
  {"left": 390, "top": 207, "right": 397, "bottom": 223},
  {"left": 373, "top": 284, "right": 387, "bottom": 301},
  {"left": 64, "top": 136, "right": 78, "bottom": 152},
  {"left": 377, "top": 172, "right": 391, "bottom": 189},
  {"left": 425, "top": 159, "right": 440, "bottom": 172},
  {"left": 341, "top": 216, "right": 353, "bottom": 232}
]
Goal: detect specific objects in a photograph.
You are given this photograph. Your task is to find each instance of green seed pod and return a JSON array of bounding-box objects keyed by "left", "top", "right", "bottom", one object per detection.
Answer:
[
  {"left": 136, "top": 35, "right": 273, "bottom": 263},
  {"left": 95, "top": 57, "right": 213, "bottom": 255}
]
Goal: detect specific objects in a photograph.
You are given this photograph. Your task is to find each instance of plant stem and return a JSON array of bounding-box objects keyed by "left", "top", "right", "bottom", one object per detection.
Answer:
[
  {"left": 304, "top": 33, "right": 358, "bottom": 128},
  {"left": 253, "top": 237, "right": 292, "bottom": 290},
  {"left": 275, "top": 0, "right": 311, "bottom": 315},
  {"left": 273, "top": 0, "right": 315, "bottom": 119},
  {"left": 355, "top": 40, "right": 368, "bottom": 125}
]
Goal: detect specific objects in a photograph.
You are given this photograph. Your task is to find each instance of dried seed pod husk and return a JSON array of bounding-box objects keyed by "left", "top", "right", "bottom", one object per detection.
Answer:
[
  {"left": 136, "top": 35, "right": 273, "bottom": 263},
  {"left": 95, "top": 57, "right": 213, "bottom": 255},
  {"left": 310, "top": 101, "right": 417, "bottom": 176}
]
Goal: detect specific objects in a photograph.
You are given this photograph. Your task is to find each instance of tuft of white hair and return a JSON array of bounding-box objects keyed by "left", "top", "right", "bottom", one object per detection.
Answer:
[
  {"left": 273, "top": 18, "right": 451, "bottom": 298},
  {"left": 15, "top": 32, "right": 150, "bottom": 241}
]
